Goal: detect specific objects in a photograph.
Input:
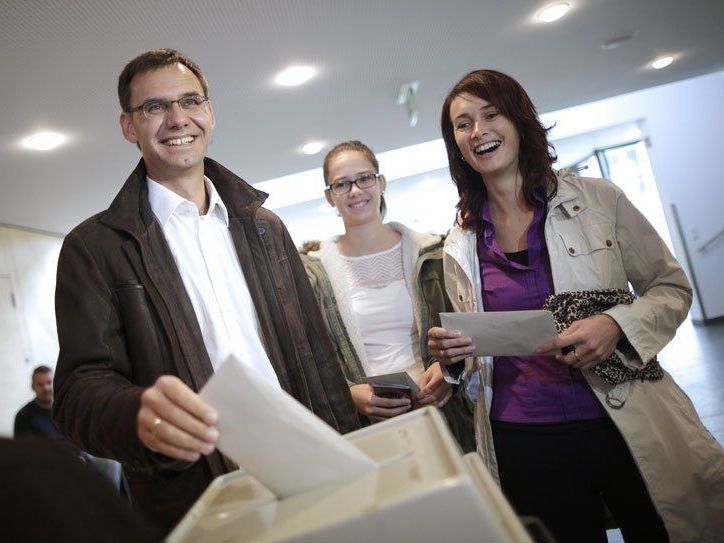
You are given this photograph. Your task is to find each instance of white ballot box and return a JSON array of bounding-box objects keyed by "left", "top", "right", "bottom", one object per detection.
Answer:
[{"left": 168, "top": 407, "right": 532, "bottom": 543}]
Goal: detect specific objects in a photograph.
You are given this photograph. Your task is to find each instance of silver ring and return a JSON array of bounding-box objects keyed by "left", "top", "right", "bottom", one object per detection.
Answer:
[
  {"left": 573, "top": 348, "right": 581, "bottom": 363},
  {"left": 151, "top": 417, "right": 162, "bottom": 437}
]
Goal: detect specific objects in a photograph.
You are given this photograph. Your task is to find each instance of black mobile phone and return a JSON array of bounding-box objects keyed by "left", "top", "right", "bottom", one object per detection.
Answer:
[{"left": 370, "top": 382, "right": 412, "bottom": 400}]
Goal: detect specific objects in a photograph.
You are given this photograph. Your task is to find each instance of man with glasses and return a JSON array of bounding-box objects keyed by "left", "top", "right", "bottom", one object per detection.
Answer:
[{"left": 53, "top": 49, "right": 359, "bottom": 534}]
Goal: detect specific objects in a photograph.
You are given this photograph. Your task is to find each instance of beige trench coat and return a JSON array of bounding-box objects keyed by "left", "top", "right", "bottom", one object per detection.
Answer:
[{"left": 443, "top": 172, "right": 724, "bottom": 543}]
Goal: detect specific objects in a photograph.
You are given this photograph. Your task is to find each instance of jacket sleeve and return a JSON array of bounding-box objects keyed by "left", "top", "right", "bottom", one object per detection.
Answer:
[
  {"left": 283, "top": 230, "right": 361, "bottom": 434},
  {"left": 603, "top": 191, "right": 692, "bottom": 366},
  {"left": 300, "top": 254, "right": 361, "bottom": 387},
  {"left": 53, "top": 231, "right": 175, "bottom": 470}
]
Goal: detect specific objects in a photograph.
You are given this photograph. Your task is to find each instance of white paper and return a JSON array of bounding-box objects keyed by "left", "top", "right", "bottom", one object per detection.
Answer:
[
  {"left": 200, "top": 354, "right": 376, "bottom": 498},
  {"left": 440, "top": 310, "right": 560, "bottom": 357}
]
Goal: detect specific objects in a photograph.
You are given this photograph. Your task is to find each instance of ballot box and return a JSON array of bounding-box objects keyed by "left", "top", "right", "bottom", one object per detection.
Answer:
[{"left": 168, "top": 407, "right": 532, "bottom": 543}]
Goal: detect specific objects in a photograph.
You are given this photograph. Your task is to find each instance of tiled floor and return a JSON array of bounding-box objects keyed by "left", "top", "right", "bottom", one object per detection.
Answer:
[{"left": 607, "top": 318, "right": 724, "bottom": 542}]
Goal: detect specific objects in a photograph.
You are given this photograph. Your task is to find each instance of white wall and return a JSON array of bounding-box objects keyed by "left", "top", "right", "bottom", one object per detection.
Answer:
[
  {"left": 542, "top": 70, "right": 724, "bottom": 321},
  {"left": 0, "top": 226, "right": 62, "bottom": 436}
]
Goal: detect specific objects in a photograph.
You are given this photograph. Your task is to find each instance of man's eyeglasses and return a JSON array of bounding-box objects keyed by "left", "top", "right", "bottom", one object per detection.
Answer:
[
  {"left": 326, "top": 173, "right": 380, "bottom": 195},
  {"left": 127, "top": 94, "right": 210, "bottom": 119}
]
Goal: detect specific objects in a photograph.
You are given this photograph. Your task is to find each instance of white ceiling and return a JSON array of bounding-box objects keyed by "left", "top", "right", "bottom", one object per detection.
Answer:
[{"left": 2, "top": 0, "right": 723, "bottom": 235}]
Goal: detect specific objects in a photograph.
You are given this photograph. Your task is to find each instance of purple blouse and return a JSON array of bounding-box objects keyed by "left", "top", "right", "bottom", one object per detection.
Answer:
[{"left": 477, "top": 198, "right": 607, "bottom": 423}]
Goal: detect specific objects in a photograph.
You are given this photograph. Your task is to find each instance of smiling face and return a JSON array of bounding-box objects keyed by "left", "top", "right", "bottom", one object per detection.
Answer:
[
  {"left": 449, "top": 93, "right": 520, "bottom": 182},
  {"left": 325, "top": 150, "right": 386, "bottom": 228},
  {"left": 120, "top": 63, "right": 214, "bottom": 182}
]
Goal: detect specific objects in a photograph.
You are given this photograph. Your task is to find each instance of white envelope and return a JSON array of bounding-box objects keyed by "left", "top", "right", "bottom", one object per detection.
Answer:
[
  {"left": 440, "top": 310, "right": 560, "bottom": 357},
  {"left": 200, "top": 354, "right": 376, "bottom": 498}
]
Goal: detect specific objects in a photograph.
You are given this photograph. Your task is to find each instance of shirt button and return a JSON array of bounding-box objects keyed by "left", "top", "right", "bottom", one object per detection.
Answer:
[
  {"left": 572, "top": 205, "right": 580, "bottom": 212},
  {"left": 568, "top": 247, "right": 576, "bottom": 254},
  {"left": 606, "top": 239, "right": 613, "bottom": 247}
]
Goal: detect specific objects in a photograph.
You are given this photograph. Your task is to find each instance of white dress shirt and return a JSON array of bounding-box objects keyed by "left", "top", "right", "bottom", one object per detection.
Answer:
[{"left": 147, "top": 176, "right": 280, "bottom": 388}]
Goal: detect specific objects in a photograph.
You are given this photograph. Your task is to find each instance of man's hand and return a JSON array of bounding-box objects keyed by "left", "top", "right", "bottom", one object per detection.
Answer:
[
  {"left": 349, "top": 383, "right": 412, "bottom": 420},
  {"left": 416, "top": 362, "right": 453, "bottom": 407},
  {"left": 137, "top": 375, "right": 219, "bottom": 462},
  {"left": 427, "top": 326, "right": 475, "bottom": 365},
  {"left": 536, "top": 314, "right": 623, "bottom": 370}
]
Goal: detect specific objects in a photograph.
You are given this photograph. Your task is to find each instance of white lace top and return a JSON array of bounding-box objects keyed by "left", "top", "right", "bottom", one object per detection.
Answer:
[{"left": 338, "top": 242, "right": 423, "bottom": 379}]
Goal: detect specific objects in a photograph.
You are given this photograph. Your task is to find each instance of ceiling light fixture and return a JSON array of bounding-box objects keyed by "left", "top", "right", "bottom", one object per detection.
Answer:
[
  {"left": 397, "top": 81, "right": 420, "bottom": 127},
  {"left": 651, "top": 56, "right": 674, "bottom": 70},
  {"left": 301, "top": 141, "right": 325, "bottom": 155},
  {"left": 537, "top": 3, "right": 571, "bottom": 23},
  {"left": 601, "top": 32, "right": 635, "bottom": 50},
  {"left": 274, "top": 65, "right": 317, "bottom": 87},
  {"left": 20, "top": 131, "right": 67, "bottom": 151}
]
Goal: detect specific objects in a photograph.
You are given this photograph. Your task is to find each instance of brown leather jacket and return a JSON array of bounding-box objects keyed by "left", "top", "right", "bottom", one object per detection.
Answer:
[{"left": 53, "top": 158, "right": 359, "bottom": 534}]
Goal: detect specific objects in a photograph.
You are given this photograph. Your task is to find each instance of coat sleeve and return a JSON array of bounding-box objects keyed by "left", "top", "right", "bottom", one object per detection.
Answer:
[
  {"left": 603, "top": 191, "right": 692, "bottom": 365},
  {"left": 53, "top": 231, "right": 178, "bottom": 470},
  {"left": 282, "top": 230, "right": 361, "bottom": 434}
]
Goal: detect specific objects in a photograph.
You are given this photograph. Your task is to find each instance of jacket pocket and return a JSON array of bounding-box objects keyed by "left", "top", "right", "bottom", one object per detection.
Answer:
[
  {"left": 557, "top": 223, "right": 615, "bottom": 256},
  {"left": 113, "top": 282, "right": 166, "bottom": 384},
  {"left": 556, "top": 223, "right": 619, "bottom": 288}
]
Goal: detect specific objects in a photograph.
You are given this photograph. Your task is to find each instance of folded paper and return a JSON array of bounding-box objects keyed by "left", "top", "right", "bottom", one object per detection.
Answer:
[
  {"left": 440, "top": 310, "right": 560, "bottom": 357},
  {"left": 200, "top": 354, "right": 376, "bottom": 498}
]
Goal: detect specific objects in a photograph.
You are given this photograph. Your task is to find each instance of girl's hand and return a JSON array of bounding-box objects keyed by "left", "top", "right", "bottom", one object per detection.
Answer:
[
  {"left": 349, "top": 384, "right": 412, "bottom": 419},
  {"left": 416, "top": 362, "right": 453, "bottom": 407}
]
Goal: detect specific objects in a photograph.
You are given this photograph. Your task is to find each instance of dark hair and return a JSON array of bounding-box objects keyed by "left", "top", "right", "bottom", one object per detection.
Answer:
[
  {"left": 322, "top": 140, "right": 386, "bottom": 218},
  {"left": 32, "top": 365, "right": 52, "bottom": 380},
  {"left": 440, "top": 69, "right": 557, "bottom": 231},
  {"left": 118, "top": 49, "right": 209, "bottom": 112}
]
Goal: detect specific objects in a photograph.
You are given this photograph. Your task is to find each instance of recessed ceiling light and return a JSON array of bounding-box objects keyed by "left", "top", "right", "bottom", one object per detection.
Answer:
[
  {"left": 651, "top": 56, "right": 674, "bottom": 70},
  {"left": 20, "top": 131, "right": 67, "bottom": 151},
  {"left": 537, "top": 3, "right": 571, "bottom": 23},
  {"left": 301, "top": 141, "right": 325, "bottom": 155},
  {"left": 274, "top": 65, "right": 317, "bottom": 87}
]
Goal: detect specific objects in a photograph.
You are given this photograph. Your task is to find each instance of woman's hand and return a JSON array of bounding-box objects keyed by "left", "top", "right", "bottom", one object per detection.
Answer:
[
  {"left": 416, "top": 362, "right": 453, "bottom": 408},
  {"left": 349, "top": 384, "right": 412, "bottom": 420},
  {"left": 536, "top": 314, "right": 623, "bottom": 370},
  {"left": 427, "top": 327, "right": 475, "bottom": 366}
]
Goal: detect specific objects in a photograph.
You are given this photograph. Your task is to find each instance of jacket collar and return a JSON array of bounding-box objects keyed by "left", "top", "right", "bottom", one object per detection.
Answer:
[
  {"left": 101, "top": 157, "right": 268, "bottom": 237},
  {"left": 548, "top": 171, "right": 585, "bottom": 218},
  {"left": 310, "top": 221, "right": 441, "bottom": 259}
]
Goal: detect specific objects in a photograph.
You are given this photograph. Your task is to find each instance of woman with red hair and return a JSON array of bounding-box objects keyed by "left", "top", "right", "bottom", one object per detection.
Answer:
[{"left": 429, "top": 69, "right": 724, "bottom": 542}]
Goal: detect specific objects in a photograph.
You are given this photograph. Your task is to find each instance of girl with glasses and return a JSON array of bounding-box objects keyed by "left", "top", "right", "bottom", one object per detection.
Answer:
[{"left": 301, "top": 140, "right": 475, "bottom": 451}]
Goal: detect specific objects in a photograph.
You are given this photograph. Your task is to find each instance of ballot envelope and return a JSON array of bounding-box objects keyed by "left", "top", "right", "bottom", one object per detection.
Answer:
[{"left": 167, "top": 407, "right": 532, "bottom": 543}]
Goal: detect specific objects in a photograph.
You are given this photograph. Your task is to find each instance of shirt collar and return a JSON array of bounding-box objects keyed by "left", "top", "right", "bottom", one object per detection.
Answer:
[{"left": 147, "top": 176, "right": 229, "bottom": 227}]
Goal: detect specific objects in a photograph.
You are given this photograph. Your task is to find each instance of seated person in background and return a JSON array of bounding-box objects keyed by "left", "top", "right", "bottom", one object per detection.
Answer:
[
  {"left": 14, "top": 365, "right": 61, "bottom": 439},
  {"left": 16, "top": 365, "right": 123, "bottom": 494},
  {"left": 301, "top": 140, "right": 475, "bottom": 452},
  {"left": 429, "top": 68, "right": 724, "bottom": 543}
]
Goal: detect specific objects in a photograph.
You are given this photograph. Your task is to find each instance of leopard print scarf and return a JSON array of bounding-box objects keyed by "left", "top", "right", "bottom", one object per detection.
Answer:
[{"left": 542, "top": 289, "right": 664, "bottom": 385}]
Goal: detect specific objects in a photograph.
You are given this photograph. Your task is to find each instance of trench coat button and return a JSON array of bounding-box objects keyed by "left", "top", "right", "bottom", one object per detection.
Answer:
[
  {"left": 458, "top": 294, "right": 464, "bottom": 301},
  {"left": 606, "top": 239, "right": 613, "bottom": 247},
  {"left": 572, "top": 205, "right": 580, "bottom": 212},
  {"left": 257, "top": 226, "right": 266, "bottom": 235},
  {"left": 568, "top": 247, "right": 575, "bottom": 254}
]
